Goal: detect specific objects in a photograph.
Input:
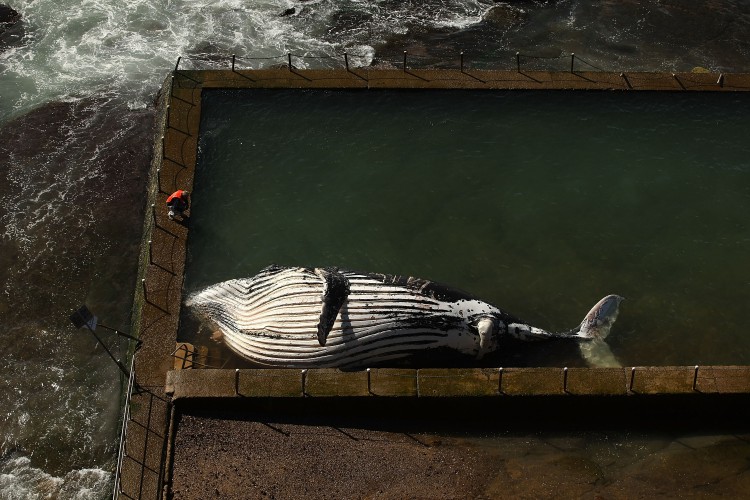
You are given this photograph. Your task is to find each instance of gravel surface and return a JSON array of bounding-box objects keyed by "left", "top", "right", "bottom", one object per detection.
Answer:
[
  {"left": 170, "top": 411, "right": 502, "bottom": 499},
  {"left": 169, "top": 401, "right": 750, "bottom": 500}
]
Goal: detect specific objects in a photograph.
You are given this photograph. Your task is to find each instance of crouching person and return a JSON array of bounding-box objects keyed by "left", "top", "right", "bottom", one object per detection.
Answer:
[{"left": 166, "top": 189, "right": 189, "bottom": 220}]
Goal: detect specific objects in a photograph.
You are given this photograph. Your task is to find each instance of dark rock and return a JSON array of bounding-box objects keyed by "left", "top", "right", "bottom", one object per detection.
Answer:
[
  {"left": 0, "top": 4, "right": 20, "bottom": 23},
  {"left": 0, "top": 97, "right": 155, "bottom": 326},
  {"left": 0, "top": 4, "right": 24, "bottom": 50},
  {"left": 482, "top": 4, "right": 526, "bottom": 26},
  {"left": 279, "top": 7, "right": 295, "bottom": 17}
]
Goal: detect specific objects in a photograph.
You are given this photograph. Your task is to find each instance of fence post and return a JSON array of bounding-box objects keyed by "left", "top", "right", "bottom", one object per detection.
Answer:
[
  {"left": 231, "top": 54, "right": 236, "bottom": 71},
  {"left": 516, "top": 52, "right": 520, "bottom": 72},
  {"left": 235, "top": 369, "right": 240, "bottom": 395},
  {"left": 460, "top": 51, "right": 464, "bottom": 72},
  {"left": 403, "top": 51, "right": 407, "bottom": 72},
  {"left": 570, "top": 52, "right": 575, "bottom": 73},
  {"left": 151, "top": 204, "right": 156, "bottom": 225},
  {"left": 301, "top": 369, "right": 307, "bottom": 396},
  {"left": 366, "top": 368, "right": 371, "bottom": 394},
  {"left": 174, "top": 57, "right": 181, "bottom": 74},
  {"left": 287, "top": 52, "right": 292, "bottom": 71},
  {"left": 148, "top": 240, "right": 153, "bottom": 265},
  {"left": 141, "top": 279, "right": 148, "bottom": 303}
]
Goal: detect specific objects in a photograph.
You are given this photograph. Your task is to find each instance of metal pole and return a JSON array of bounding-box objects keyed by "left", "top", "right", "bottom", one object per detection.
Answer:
[
  {"left": 301, "top": 369, "right": 307, "bottom": 396},
  {"left": 141, "top": 279, "right": 148, "bottom": 303},
  {"left": 148, "top": 240, "right": 153, "bottom": 265},
  {"left": 235, "top": 368, "right": 240, "bottom": 395},
  {"left": 156, "top": 168, "right": 161, "bottom": 192},
  {"left": 83, "top": 320, "right": 130, "bottom": 378},
  {"left": 288, "top": 52, "right": 292, "bottom": 71},
  {"left": 98, "top": 323, "right": 143, "bottom": 347},
  {"left": 516, "top": 52, "right": 520, "bottom": 72},
  {"left": 344, "top": 52, "right": 349, "bottom": 71},
  {"left": 460, "top": 51, "right": 464, "bottom": 72},
  {"left": 174, "top": 56, "right": 181, "bottom": 73},
  {"left": 563, "top": 367, "right": 569, "bottom": 393},
  {"left": 570, "top": 52, "right": 575, "bottom": 73},
  {"left": 629, "top": 367, "right": 636, "bottom": 392},
  {"left": 151, "top": 204, "right": 156, "bottom": 225},
  {"left": 498, "top": 367, "right": 504, "bottom": 393},
  {"left": 717, "top": 73, "right": 724, "bottom": 87},
  {"left": 367, "top": 368, "right": 371, "bottom": 394},
  {"left": 403, "top": 50, "right": 407, "bottom": 72},
  {"left": 231, "top": 54, "right": 236, "bottom": 71},
  {"left": 166, "top": 104, "right": 171, "bottom": 128}
]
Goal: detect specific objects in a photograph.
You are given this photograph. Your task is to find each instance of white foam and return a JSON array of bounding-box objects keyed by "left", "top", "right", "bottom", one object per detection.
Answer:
[
  {"left": 0, "top": 455, "right": 111, "bottom": 500},
  {"left": 2, "top": 0, "right": 504, "bottom": 120}
]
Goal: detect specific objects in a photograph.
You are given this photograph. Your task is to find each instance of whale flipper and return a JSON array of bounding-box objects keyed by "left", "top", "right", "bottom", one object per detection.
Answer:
[{"left": 316, "top": 268, "right": 350, "bottom": 346}]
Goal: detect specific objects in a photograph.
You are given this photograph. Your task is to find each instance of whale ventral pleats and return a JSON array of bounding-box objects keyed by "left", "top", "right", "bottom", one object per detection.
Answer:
[{"left": 316, "top": 268, "right": 350, "bottom": 346}]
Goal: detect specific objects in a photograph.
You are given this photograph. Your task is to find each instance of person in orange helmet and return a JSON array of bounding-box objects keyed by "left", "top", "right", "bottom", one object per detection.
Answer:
[{"left": 166, "top": 189, "right": 189, "bottom": 220}]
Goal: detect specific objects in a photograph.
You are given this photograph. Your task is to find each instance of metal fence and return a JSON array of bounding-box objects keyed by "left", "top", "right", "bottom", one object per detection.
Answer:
[
  {"left": 112, "top": 355, "right": 137, "bottom": 499},
  {"left": 172, "top": 50, "right": 612, "bottom": 74}
]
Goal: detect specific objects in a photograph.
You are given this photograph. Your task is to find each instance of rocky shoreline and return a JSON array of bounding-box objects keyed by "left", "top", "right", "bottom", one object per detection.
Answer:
[{"left": 0, "top": 96, "right": 155, "bottom": 473}]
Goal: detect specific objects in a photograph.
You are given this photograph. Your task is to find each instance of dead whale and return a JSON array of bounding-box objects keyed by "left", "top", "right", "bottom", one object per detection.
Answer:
[{"left": 186, "top": 265, "right": 623, "bottom": 368}]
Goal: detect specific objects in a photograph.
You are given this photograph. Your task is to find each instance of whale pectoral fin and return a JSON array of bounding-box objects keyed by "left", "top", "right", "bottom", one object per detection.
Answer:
[{"left": 316, "top": 269, "right": 350, "bottom": 346}]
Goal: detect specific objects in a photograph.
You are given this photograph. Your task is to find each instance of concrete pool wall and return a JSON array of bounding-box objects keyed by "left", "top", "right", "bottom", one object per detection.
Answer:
[{"left": 116, "top": 69, "right": 750, "bottom": 499}]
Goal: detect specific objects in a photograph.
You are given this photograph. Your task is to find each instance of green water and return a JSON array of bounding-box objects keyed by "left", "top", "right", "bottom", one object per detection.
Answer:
[{"left": 185, "top": 89, "right": 750, "bottom": 367}]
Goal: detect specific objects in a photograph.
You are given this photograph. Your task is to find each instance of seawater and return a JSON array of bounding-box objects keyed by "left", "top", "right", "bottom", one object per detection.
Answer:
[
  {"left": 3, "top": 0, "right": 750, "bottom": 497},
  {"left": 185, "top": 89, "right": 750, "bottom": 368}
]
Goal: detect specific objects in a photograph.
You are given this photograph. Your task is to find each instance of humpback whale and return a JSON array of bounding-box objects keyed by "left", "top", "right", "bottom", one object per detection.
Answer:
[{"left": 186, "top": 265, "right": 623, "bottom": 368}]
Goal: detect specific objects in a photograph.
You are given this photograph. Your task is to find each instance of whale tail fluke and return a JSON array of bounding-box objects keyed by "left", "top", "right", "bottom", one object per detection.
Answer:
[
  {"left": 575, "top": 294, "right": 624, "bottom": 340},
  {"left": 575, "top": 294, "right": 624, "bottom": 367}
]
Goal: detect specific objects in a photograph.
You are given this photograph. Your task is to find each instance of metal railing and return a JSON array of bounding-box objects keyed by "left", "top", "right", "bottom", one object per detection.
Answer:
[
  {"left": 112, "top": 354, "right": 137, "bottom": 499},
  {"left": 172, "top": 50, "right": 614, "bottom": 74}
]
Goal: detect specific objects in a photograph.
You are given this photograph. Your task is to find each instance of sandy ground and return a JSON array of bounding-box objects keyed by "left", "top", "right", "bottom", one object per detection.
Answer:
[{"left": 168, "top": 399, "right": 750, "bottom": 500}]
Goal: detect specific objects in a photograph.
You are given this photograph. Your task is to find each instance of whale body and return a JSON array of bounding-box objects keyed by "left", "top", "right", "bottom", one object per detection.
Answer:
[{"left": 186, "top": 265, "right": 623, "bottom": 368}]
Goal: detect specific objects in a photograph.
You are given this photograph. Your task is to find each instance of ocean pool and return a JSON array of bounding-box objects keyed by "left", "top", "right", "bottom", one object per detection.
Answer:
[{"left": 180, "top": 88, "right": 750, "bottom": 368}]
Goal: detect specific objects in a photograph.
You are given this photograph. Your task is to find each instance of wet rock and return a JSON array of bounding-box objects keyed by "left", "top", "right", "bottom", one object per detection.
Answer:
[
  {"left": 0, "top": 97, "right": 155, "bottom": 325},
  {"left": 0, "top": 4, "right": 24, "bottom": 51},
  {"left": 482, "top": 3, "right": 526, "bottom": 26},
  {"left": 0, "top": 4, "right": 19, "bottom": 24},
  {"left": 279, "top": 7, "right": 295, "bottom": 17}
]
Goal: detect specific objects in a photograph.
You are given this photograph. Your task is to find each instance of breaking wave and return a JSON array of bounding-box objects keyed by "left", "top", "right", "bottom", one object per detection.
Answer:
[{"left": 0, "top": 454, "right": 110, "bottom": 500}]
